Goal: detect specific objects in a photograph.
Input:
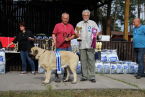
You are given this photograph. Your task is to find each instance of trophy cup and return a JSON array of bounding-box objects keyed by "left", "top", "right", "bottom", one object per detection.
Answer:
[
  {"left": 98, "top": 42, "right": 102, "bottom": 52},
  {"left": 34, "top": 43, "right": 36, "bottom": 47},
  {"left": 51, "top": 39, "right": 54, "bottom": 51},
  {"left": 43, "top": 44, "right": 46, "bottom": 50},
  {"left": 95, "top": 42, "right": 99, "bottom": 52},
  {"left": 34, "top": 43, "right": 39, "bottom": 47},
  {"left": 74, "top": 47, "right": 77, "bottom": 54},
  {"left": 51, "top": 39, "right": 56, "bottom": 51},
  {"left": 45, "top": 39, "right": 49, "bottom": 50},
  {"left": 14, "top": 43, "right": 18, "bottom": 51},
  {"left": 76, "top": 26, "right": 82, "bottom": 41}
]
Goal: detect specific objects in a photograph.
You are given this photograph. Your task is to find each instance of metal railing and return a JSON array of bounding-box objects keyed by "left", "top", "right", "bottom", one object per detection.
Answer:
[{"left": 1, "top": 40, "right": 144, "bottom": 71}]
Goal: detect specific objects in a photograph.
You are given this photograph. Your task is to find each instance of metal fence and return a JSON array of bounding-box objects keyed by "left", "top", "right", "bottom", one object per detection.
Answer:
[
  {"left": 1, "top": 40, "right": 144, "bottom": 71},
  {"left": 0, "top": 0, "right": 85, "bottom": 37}
]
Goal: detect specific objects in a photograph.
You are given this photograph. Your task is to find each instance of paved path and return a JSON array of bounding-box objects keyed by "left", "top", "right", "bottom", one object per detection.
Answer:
[
  {"left": 104, "top": 74, "right": 145, "bottom": 89},
  {"left": 0, "top": 72, "right": 141, "bottom": 91}
]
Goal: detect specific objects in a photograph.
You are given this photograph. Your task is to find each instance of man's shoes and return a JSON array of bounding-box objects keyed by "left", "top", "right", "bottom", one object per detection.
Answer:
[
  {"left": 90, "top": 79, "right": 96, "bottom": 83},
  {"left": 134, "top": 74, "right": 137, "bottom": 77},
  {"left": 55, "top": 73, "right": 61, "bottom": 83},
  {"left": 63, "top": 73, "right": 67, "bottom": 80},
  {"left": 80, "top": 78, "right": 87, "bottom": 81},
  {"left": 134, "top": 74, "right": 145, "bottom": 77},
  {"left": 136, "top": 75, "right": 142, "bottom": 79},
  {"left": 54, "top": 77, "right": 61, "bottom": 83}
]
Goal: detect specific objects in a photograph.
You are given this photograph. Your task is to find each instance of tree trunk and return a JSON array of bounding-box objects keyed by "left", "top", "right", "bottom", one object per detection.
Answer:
[
  {"left": 123, "top": 0, "right": 130, "bottom": 41},
  {"left": 138, "top": 0, "right": 140, "bottom": 18},
  {"left": 114, "top": 4, "right": 117, "bottom": 32},
  {"left": 144, "top": 3, "right": 145, "bottom": 20},
  {"left": 130, "top": 25, "right": 131, "bottom": 33},
  {"left": 99, "top": 8, "right": 102, "bottom": 31},
  {"left": 106, "top": 0, "right": 111, "bottom": 35},
  {"left": 103, "top": 5, "right": 104, "bottom": 17}
]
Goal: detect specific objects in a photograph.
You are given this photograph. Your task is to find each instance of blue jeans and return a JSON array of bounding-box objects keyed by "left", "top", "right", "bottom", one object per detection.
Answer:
[
  {"left": 134, "top": 48, "right": 145, "bottom": 76},
  {"left": 20, "top": 51, "right": 35, "bottom": 71},
  {"left": 55, "top": 46, "right": 72, "bottom": 74},
  {"left": 56, "top": 46, "right": 72, "bottom": 51}
]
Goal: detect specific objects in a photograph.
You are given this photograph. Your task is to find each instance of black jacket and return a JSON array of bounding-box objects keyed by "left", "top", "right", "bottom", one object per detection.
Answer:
[{"left": 13, "top": 30, "right": 34, "bottom": 52}]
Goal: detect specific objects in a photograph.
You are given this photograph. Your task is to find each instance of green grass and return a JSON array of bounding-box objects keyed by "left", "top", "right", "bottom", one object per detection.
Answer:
[
  {"left": 99, "top": 73, "right": 139, "bottom": 88},
  {"left": 0, "top": 85, "right": 145, "bottom": 97}
]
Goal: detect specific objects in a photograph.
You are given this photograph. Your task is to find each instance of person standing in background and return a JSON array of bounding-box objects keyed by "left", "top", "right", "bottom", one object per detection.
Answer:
[
  {"left": 133, "top": 18, "right": 145, "bottom": 79},
  {"left": 6, "top": 22, "right": 35, "bottom": 75}
]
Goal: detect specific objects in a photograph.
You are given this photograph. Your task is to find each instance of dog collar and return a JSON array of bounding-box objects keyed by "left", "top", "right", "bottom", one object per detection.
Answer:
[{"left": 38, "top": 50, "right": 46, "bottom": 58}]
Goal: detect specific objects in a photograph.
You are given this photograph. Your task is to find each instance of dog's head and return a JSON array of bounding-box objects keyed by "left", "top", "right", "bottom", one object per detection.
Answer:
[{"left": 30, "top": 47, "right": 39, "bottom": 56}]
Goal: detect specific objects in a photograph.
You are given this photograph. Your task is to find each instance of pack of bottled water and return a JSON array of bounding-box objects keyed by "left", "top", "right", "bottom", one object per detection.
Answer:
[
  {"left": 95, "top": 60, "right": 103, "bottom": 73},
  {"left": 101, "top": 49, "right": 119, "bottom": 62},
  {"left": 95, "top": 60, "right": 138, "bottom": 74},
  {"left": 134, "top": 64, "right": 138, "bottom": 74},
  {"left": 122, "top": 61, "right": 129, "bottom": 74},
  {"left": 76, "top": 61, "right": 81, "bottom": 74},
  {"left": 128, "top": 62, "right": 136, "bottom": 74},
  {"left": 107, "top": 50, "right": 119, "bottom": 62},
  {"left": 103, "top": 61, "right": 110, "bottom": 74},
  {"left": 116, "top": 61, "right": 123, "bottom": 74},
  {"left": 0, "top": 48, "right": 6, "bottom": 74},
  {"left": 101, "top": 49, "right": 108, "bottom": 62},
  {"left": 110, "top": 62, "right": 117, "bottom": 74}
]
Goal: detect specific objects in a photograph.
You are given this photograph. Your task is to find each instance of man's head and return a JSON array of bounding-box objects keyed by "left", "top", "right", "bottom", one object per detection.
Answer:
[
  {"left": 82, "top": 9, "right": 90, "bottom": 22},
  {"left": 61, "top": 13, "right": 69, "bottom": 25},
  {"left": 133, "top": 18, "right": 140, "bottom": 28}
]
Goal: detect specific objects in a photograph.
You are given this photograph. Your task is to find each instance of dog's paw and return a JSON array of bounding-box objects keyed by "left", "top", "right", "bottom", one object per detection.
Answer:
[
  {"left": 54, "top": 78, "right": 61, "bottom": 83},
  {"left": 71, "top": 82, "right": 76, "bottom": 84},
  {"left": 63, "top": 80, "right": 68, "bottom": 82},
  {"left": 63, "top": 79, "right": 72, "bottom": 82},
  {"left": 42, "top": 81, "right": 49, "bottom": 84}
]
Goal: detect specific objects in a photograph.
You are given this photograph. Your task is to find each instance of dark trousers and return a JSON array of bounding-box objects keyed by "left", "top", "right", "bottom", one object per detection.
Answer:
[
  {"left": 134, "top": 48, "right": 145, "bottom": 76},
  {"left": 20, "top": 51, "right": 35, "bottom": 71}
]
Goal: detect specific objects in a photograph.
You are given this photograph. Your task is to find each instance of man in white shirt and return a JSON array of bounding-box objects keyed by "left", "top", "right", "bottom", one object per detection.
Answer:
[{"left": 76, "top": 9, "right": 100, "bottom": 83}]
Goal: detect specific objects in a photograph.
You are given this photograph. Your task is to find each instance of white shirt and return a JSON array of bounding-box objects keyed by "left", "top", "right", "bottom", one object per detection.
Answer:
[{"left": 75, "top": 20, "right": 100, "bottom": 49}]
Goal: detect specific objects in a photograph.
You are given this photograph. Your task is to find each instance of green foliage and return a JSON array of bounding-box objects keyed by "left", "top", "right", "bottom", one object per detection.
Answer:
[
  {"left": 140, "top": 18, "right": 145, "bottom": 25},
  {"left": 98, "top": 0, "right": 145, "bottom": 32}
]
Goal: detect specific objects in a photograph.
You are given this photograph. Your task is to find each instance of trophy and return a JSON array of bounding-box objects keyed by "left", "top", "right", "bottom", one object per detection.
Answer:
[
  {"left": 34, "top": 43, "right": 39, "bottom": 47},
  {"left": 98, "top": 42, "right": 102, "bottom": 52},
  {"left": 74, "top": 47, "right": 77, "bottom": 54},
  {"left": 51, "top": 39, "right": 56, "bottom": 51},
  {"left": 43, "top": 44, "right": 46, "bottom": 50},
  {"left": 76, "top": 26, "right": 82, "bottom": 41},
  {"left": 45, "top": 39, "right": 49, "bottom": 50},
  {"left": 95, "top": 42, "right": 99, "bottom": 52},
  {"left": 14, "top": 43, "right": 18, "bottom": 51}
]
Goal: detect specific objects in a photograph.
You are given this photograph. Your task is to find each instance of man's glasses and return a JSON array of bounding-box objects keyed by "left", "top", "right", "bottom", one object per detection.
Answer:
[{"left": 83, "top": 15, "right": 89, "bottom": 17}]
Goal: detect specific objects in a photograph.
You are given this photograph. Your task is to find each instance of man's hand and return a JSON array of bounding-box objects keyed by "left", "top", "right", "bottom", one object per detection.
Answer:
[
  {"left": 65, "top": 38, "right": 70, "bottom": 41},
  {"left": 52, "top": 41, "right": 56, "bottom": 47},
  {"left": 75, "top": 33, "right": 79, "bottom": 38}
]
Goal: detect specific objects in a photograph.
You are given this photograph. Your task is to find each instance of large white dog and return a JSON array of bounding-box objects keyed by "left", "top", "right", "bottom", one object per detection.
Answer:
[{"left": 30, "top": 47, "right": 79, "bottom": 84}]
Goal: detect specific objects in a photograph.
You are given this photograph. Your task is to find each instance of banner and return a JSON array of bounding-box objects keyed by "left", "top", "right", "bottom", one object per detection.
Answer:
[
  {"left": 91, "top": 28, "right": 97, "bottom": 48},
  {"left": 54, "top": 51, "right": 61, "bottom": 74}
]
